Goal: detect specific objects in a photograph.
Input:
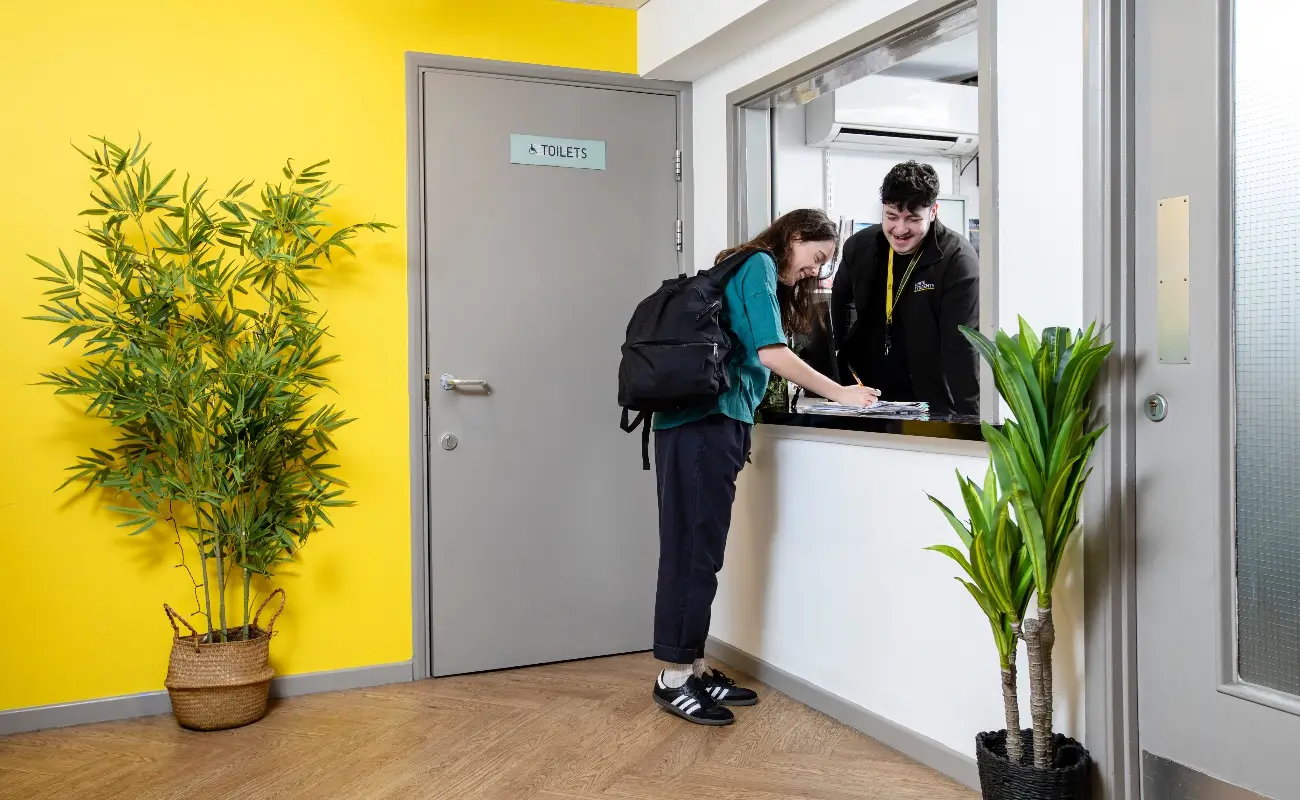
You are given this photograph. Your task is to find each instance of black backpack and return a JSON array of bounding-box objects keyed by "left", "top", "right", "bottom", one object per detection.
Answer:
[{"left": 618, "top": 249, "right": 763, "bottom": 469}]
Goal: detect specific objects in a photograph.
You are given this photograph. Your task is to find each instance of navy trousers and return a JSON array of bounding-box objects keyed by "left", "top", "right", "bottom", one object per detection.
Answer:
[{"left": 653, "top": 415, "right": 751, "bottom": 665}]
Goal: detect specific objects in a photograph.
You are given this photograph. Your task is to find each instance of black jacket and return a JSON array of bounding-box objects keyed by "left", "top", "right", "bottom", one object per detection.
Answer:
[{"left": 829, "top": 220, "right": 979, "bottom": 415}]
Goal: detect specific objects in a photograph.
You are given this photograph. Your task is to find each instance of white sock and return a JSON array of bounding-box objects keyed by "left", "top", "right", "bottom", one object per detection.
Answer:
[
  {"left": 693, "top": 658, "right": 707, "bottom": 678},
  {"left": 660, "top": 663, "right": 693, "bottom": 689}
]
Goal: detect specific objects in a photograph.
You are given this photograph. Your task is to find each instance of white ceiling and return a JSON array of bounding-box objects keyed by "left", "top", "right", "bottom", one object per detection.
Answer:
[
  {"left": 878, "top": 32, "right": 979, "bottom": 82},
  {"left": 552, "top": 0, "right": 652, "bottom": 8},
  {"left": 552, "top": 2, "right": 975, "bottom": 82}
]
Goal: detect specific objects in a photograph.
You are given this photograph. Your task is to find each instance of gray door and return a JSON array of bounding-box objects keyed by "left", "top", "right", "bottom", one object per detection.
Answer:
[
  {"left": 1135, "top": 1, "right": 1300, "bottom": 797},
  {"left": 421, "top": 69, "right": 678, "bottom": 677}
]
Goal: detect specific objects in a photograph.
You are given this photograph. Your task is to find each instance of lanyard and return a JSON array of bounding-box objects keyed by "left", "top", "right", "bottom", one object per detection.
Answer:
[{"left": 885, "top": 247, "right": 925, "bottom": 325}]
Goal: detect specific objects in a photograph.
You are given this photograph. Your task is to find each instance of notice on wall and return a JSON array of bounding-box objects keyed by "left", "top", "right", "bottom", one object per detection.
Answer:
[{"left": 510, "top": 134, "right": 606, "bottom": 171}]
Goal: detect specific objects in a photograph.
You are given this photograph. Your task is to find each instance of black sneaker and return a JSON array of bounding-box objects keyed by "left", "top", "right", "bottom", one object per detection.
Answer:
[
  {"left": 653, "top": 673, "right": 735, "bottom": 726},
  {"left": 699, "top": 668, "right": 759, "bottom": 706}
]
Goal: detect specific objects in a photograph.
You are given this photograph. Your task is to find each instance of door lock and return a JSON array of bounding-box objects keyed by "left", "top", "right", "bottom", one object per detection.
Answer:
[
  {"left": 440, "top": 433, "right": 459, "bottom": 451},
  {"left": 1144, "top": 393, "right": 1168, "bottom": 422}
]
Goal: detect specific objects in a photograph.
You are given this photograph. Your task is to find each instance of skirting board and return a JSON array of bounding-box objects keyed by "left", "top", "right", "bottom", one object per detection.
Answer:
[
  {"left": 707, "top": 637, "right": 980, "bottom": 790},
  {"left": 0, "top": 660, "right": 413, "bottom": 737}
]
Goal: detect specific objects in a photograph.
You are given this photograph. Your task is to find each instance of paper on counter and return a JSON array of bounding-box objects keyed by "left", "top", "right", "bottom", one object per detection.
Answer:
[{"left": 803, "top": 400, "right": 930, "bottom": 417}]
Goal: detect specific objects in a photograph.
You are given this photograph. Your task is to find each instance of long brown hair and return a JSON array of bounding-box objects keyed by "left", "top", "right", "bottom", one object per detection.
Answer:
[{"left": 714, "top": 208, "right": 838, "bottom": 336}]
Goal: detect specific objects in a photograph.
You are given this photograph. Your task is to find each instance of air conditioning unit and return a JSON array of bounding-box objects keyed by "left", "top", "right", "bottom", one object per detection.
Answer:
[{"left": 805, "top": 75, "right": 978, "bottom": 157}]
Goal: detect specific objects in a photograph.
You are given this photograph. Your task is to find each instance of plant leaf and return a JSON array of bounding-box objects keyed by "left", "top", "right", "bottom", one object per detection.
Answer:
[{"left": 928, "top": 493, "right": 974, "bottom": 549}]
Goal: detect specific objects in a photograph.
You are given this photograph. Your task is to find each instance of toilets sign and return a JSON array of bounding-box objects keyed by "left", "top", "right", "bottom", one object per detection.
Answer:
[{"left": 510, "top": 134, "right": 606, "bottom": 171}]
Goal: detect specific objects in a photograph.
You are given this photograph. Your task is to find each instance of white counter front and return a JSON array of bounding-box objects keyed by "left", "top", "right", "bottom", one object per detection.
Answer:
[{"left": 709, "top": 427, "right": 1085, "bottom": 763}]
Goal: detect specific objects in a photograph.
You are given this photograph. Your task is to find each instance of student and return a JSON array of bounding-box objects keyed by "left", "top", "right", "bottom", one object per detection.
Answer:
[
  {"left": 650, "top": 209, "right": 880, "bottom": 726},
  {"left": 830, "top": 161, "right": 980, "bottom": 415}
]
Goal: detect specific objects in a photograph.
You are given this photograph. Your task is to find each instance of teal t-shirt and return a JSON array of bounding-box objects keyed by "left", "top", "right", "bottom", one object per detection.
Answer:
[{"left": 653, "top": 252, "right": 788, "bottom": 430}]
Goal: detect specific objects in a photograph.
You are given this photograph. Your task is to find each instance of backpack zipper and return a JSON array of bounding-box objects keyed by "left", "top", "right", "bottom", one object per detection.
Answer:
[{"left": 696, "top": 301, "right": 722, "bottom": 322}]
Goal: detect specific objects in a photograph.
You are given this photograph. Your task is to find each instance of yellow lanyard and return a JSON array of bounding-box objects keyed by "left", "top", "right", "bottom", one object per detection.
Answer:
[{"left": 885, "top": 247, "right": 925, "bottom": 324}]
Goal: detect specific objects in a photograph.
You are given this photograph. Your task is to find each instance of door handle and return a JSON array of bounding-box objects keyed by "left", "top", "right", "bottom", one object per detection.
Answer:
[{"left": 440, "top": 373, "right": 490, "bottom": 392}]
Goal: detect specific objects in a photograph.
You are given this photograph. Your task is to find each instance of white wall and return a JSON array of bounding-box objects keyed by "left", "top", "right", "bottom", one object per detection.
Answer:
[
  {"left": 719, "top": 432, "right": 1085, "bottom": 757},
  {"left": 996, "top": 0, "right": 1084, "bottom": 334},
  {"left": 639, "top": 0, "right": 842, "bottom": 80},
  {"left": 827, "top": 151, "right": 975, "bottom": 224},
  {"left": 691, "top": 0, "right": 917, "bottom": 273},
  {"left": 773, "top": 103, "right": 826, "bottom": 214},
  {"left": 990, "top": 0, "right": 1087, "bottom": 758},
  {"left": 675, "top": 0, "right": 1088, "bottom": 762},
  {"left": 774, "top": 102, "right": 981, "bottom": 226}
]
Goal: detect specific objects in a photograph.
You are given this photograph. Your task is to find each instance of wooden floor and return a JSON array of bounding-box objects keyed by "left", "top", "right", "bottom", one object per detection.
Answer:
[{"left": 0, "top": 653, "right": 975, "bottom": 800}]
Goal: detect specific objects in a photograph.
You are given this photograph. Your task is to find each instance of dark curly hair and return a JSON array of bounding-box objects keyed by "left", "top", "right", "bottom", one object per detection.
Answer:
[
  {"left": 713, "top": 208, "right": 839, "bottom": 337},
  {"left": 880, "top": 161, "right": 941, "bottom": 212}
]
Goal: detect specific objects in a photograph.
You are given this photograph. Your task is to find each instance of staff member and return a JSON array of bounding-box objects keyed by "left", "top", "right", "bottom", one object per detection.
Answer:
[{"left": 830, "top": 161, "right": 979, "bottom": 415}]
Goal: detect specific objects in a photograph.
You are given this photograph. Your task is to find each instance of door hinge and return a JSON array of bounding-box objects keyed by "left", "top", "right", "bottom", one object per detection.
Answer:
[
  {"left": 675, "top": 220, "right": 683, "bottom": 252},
  {"left": 423, "top": 370, "right": 430, "bottom": 403},
  {"left": 675, "top": 150, "right": 682, "bottom": 182}
]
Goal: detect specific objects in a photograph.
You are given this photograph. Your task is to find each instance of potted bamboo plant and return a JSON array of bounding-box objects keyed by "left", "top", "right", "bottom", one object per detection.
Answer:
[
  {"left": 927, "top": 319, "right": 1110, "bottom": 799},
  {"left": 30, "top": 136, "right": 392, "bottom": 730}
]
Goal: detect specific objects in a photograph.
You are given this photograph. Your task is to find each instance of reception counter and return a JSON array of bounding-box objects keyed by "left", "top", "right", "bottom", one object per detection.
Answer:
[
  {"left": 757, "top": 400, "right": 989, "bottom": 443},
  {"left": 705, "top": 399, "right": 1083, "bottom": 790}
]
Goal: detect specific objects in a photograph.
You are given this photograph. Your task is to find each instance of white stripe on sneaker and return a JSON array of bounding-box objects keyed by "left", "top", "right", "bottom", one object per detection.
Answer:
[
  {"left": 672, "top": 695, "right": 692, "bottom": 709},
  {"left": 718, "top": 687, "right": 730, "bottom": 700},
  {"left": 684, "top": 701, "right": 701, "bottom": 714}
]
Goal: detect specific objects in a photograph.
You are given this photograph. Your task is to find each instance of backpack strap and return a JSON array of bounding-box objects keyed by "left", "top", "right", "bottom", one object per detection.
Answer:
[
  {"left": 706, "top": 247, "right": 771, "bottom": 286},
  {"left": 620, "top": 408, "right": 652, "bottom": 471}
]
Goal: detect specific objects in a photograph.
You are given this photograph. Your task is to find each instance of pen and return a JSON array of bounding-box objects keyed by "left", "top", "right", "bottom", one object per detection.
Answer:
[{"left": 848, "top": 366, "right": 864, "bottom": 387}]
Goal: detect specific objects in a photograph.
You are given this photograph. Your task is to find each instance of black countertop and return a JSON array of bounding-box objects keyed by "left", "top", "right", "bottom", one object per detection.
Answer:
[{"left": 756, "top": 399, "right": 992, "bottom": 442}]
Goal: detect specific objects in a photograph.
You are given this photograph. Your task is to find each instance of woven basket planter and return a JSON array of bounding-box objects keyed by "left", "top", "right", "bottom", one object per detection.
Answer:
[
  {"left": 163, "top": 589, "right": 285, "bottom": 732},
  {"left": 975, "top": 729, "right": 1091, "bottom": 800}
]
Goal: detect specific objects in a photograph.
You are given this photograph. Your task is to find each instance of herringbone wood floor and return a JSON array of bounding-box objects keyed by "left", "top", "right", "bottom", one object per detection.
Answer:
[{"left": 0, "top": 653, "right": 976, "bottom": 800}]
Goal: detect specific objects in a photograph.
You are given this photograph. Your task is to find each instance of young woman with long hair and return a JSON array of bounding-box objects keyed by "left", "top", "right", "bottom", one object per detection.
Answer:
[{"left": 651, "top": 209, "right": 879, "bottom": 725}]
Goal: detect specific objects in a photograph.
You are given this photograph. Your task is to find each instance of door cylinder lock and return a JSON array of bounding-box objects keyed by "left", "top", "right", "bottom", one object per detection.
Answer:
[{"left": 1144, "top": 393, "right": 1168, "bottom": 422}]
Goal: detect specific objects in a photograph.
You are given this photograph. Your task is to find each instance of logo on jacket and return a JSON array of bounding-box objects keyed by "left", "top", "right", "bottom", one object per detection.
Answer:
[{"left": 913, "top": 280, "right": 936, "bottom": 292}]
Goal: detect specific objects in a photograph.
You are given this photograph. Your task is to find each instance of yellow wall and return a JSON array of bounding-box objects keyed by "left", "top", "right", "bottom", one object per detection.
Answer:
[{"left": 0, "top": 0, "right": 635, "bottom": 712}]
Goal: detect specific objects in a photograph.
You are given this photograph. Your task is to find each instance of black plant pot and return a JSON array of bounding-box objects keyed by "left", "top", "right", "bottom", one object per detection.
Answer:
[{"left": 975, "top": 729, "right": 1091, "bottom": 800}]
